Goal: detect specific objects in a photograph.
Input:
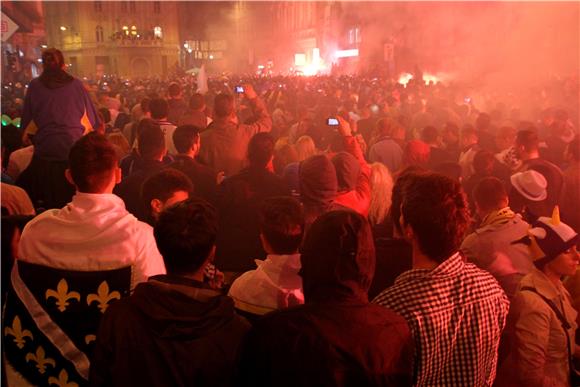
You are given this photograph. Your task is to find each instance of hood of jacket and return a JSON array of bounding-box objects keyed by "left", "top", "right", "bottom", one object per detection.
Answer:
[{"left": 130, "top": 275, "right": 239, "bottom": 339}]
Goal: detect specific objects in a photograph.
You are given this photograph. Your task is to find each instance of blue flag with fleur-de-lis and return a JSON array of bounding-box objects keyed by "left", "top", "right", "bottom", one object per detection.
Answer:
[{"left": 3, "top": 261, "right": 131, "bottom": 386}]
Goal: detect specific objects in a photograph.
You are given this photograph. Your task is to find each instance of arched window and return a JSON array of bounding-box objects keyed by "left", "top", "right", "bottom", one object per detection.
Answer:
[
  {"left": 96, "top": 25, "right": 104, "bottom": 42},
  {"left": 153, "top": 26, "right": 162, "bottom": 39},
  {"left": 120, "top": 1, "right": 128, "bottom": 12},
  {"left": 153, "top": 1, "right": 161, "bottom": 13},
  {"left": 94, "top": 1, "right": 102, "bottom": 12}
]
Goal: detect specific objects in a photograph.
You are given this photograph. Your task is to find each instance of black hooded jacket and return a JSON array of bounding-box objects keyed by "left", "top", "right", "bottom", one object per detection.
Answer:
[
  {"left": 236, "top": 211, "right": 414, "bottom": 387},
  {"left": 90, "top": 275, "right": 250, "bottom": 387}
]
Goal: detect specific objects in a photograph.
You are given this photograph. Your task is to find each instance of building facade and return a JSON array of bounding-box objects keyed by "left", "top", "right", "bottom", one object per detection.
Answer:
[{"left": 44, "top": 1, "right": 180, "bottom": 78}]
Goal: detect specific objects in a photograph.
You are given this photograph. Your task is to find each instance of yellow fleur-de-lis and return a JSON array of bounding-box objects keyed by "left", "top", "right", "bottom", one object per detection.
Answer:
[
  {"left": 87, "top": 281, "right": 120, "bottom": 313},
  {"left": 48, "top": 369, "right": 78, "bottom": 387},
  {"left": 25, "top": 346, "right": 56, "bottom": 374},
  {"left": 85, "top": 334, "right": 96, "bottom": 345},
  {"left": 4, "top": 316, "right": 33, "bottom": 349},
  {"left": 46, "top": 279, "right": 81, "bottom": 312}
]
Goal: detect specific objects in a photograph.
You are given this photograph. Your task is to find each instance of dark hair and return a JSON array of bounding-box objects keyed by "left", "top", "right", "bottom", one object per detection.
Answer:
[
  {"left": 167, "top": 82, "right": 182, "bottom": 98},
  {"left": 473, "top": 177, "right": 508, "bottom": 213},
  {"left": 39, "top": 48, "right": 73, "bottom": 88},
  {"left": 433, "top": 162, "right": 462, "bottom": 182},
  {"left": 137, "top": 119, "right": 165, "bottom": 160},
  {"left": 68, "top": 133, "right": 118, "bottom": 193},
  {"left": 391, "top": 166, "right": 427, "bottom": 236},
  {"left": 401, "top": 173, "right": 470, "bottom": 263},
  {"left": 376, "top": 118, "right": 397, "bottom": 137},
  {"left": 141, "top": 169, "right": 193, "bottom": 211},
  {"left": 189, "top": 93, "right": 205, "bottom": 110},
  {"left": 248, "top": 132, "right": 274, "bottom": 168},
  {"left": 99, "top": 107, "right": 111, "bottom": 124},
  {"left": 516, "top": 129, "right": 539, "bottom": 152},
  {"left": 140, "top": 97, "right": 151, "bottom": 114},
  {"left": 473, "top": 150, "right": 495, "bottom": 176},
  {"left": 260, "top": 197, "right": 304, "bottom": 254},
  {"left": 154, "top": 198, "right": 218, "bottom": 275},
  {"left": 41, "top": 48, "right": 66, "bottom": 72},
  {"left": 214, "top": 93, "right": 234, "bottom": 118},
  {"left": 149, "top": 98, "right": 169, "bottom": 119},
  {"left": 421, "top": 125, "right": 439, "bottom": 144},
  {"left": 172, "top": 125, "right": 201, "bottom": 154}
]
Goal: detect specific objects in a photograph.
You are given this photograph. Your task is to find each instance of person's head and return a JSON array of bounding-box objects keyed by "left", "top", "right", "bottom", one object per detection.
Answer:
[
  {"left": 154, "top": 198, "right": 218, "bottom": 277},
  {"left": 300, "top": 210, "right": 375, "bottom": 303},
  {"left": 137, "top": 119, "right": 166, "bottom": 161},
  {"left": 525, "top": 207, "right": 578, "bottom": 277},
  {"left": 442, "top": 122, "right": 459, "bottom": 146},
  {"left": 299, "top": 154, "right": 338, "bottom": 208},
  {"left": 167, "top": 82, "right": 182, "bottom": 99},
  {"left": 400, "top": 173, "right": 470, "bottom": 263},
  {"left": 510, "top": 170, "right": 548, "bottom": 203},
  {"left": 404, "top": 140, "right": 430, "bottom": 167},
  {"left": 473, "top": 177, "right": 509, "bottom": 217},
  {"left": 421, "top": 125, "right": 440, "bottom": 146},
  {"left": 495, "top": 126, "right": 516, "bottom": 152},
  {"left": 141, "top": 169, "right": 193, "bottom": 221},
  {"left": 391, "top": 166, "right": 427, "bottom": 237},
  {"left": 140, "top": 97, "right": 152, "bottom": 118},
  {"left": 172, "top": 125, "right": 201, "bottom": 156},
  {"left": 295, "top": 135, "right": 317, "bottom": 161},
  {"left": 66, "top": 133, "right": 120, "bottom": 194},
  {"left": 368, "top": 162, "right": 393, "bottom": 226},
  {"left": 99, "top": 107, "right": 111, "bottom": 125},
  {"left": 149, "top": 98, "right": 169, "bottom": 120},
  {"left": 106, "top": 132, "right": 130, "bottom": 160},
  {"left": 375, "top": 117, "right": 397, "bottom": 137},
  {"left": 475, "top": 112, "right": 491, "bottom": 132},
  {"left": 214, "top": 93, "right": 235, "bottom": 119},
  {"left": 259, "top": 197, "right": 304, "bottom": 255},
  {"left": 247, "top": 132, "right": 274, "bottom": 169},
  {"left": 41, "top": 48, "right": 66, "bottom": 72},
  {"left": 473, "top": 150, "right": 495, "bottom": 176},
  {"left": 273, "top": 142, "right": 298, "bottom": 175},
  {"left": 515, "top": 129, "right": 539, "bottom": 160},
  {"left": 188, "top": 93, "right": 206, "bottom": 111},
  {"left": 461, "top": 126, "right": 478, "bottom": 148}
]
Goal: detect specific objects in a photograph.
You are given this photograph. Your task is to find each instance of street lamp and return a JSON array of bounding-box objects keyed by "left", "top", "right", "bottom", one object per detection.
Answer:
[{"left": 59, "top": 26, "right": 67, "bottom": 31}]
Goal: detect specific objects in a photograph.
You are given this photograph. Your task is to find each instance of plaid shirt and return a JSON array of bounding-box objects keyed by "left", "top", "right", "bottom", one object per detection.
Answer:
[{"left": 373, "top": 253, "right": 509, "bottom": 387}]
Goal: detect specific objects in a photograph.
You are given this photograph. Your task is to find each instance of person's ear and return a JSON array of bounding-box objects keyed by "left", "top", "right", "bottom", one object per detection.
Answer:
[
  {"left": 115, "top": 167, "right": 122, "bottom": 184},
  {"left": 400, "top": 213, "right": 413, "bottom": 241},
  {"left": 64, "top": 169, "right": 76, "bottom": 187},
  {"left": 150, "top": 198, "right": 163, "bottom": 217}
]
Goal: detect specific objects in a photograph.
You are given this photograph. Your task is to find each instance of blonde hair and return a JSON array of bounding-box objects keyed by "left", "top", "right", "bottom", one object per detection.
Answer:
[
  {"left": 106, "top": 132, "right": 130, "bottom": 160},
  {"left": 295, "top": 135, "right": 317, "bottom": 161},
  {"left": 368, "top": 162, "right": 394, "bottom": 226}
]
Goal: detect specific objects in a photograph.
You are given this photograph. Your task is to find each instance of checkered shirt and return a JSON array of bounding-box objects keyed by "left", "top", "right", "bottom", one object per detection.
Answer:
[{"left": 373, "top": 252, "right": 509, "bottom": 387}]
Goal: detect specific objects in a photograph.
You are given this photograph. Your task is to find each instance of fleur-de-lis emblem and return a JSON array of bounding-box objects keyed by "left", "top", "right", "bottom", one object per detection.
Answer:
[
  {"left": 25, "top": 346, "right": 56, "bottom": 374},
  {"left": 4, "top": 316, "right": 33, "bottom": 349},
  {"left": 46, "top": 279, "right": 81, "bottom": 312},
  {"left": 85, "top": 334, "right": 96, "bottom": 345},
  {"left": 48, "top": 369, "right": 78, "bottom": 387},
  {"left": 87, "top": 281, "right": 120, "bottom": 313}
]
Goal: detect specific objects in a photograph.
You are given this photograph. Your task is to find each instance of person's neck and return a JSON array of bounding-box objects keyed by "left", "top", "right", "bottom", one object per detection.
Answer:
[
  {"left": 178, "top": 151, "right": 195, "bottom": 159},
  {"left": 411, "top": 242, "right": 439, "bottom": 270},
  {"left": 522, "top": 150, "right": 540, "bottom": 161},
  {"left": 176, "top": 270, "right": 205, "bottom": 283}
]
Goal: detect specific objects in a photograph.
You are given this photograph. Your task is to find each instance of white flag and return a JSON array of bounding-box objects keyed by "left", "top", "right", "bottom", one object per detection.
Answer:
[{"left": 196, "top": 64, "right": 208, "bottom": 95}]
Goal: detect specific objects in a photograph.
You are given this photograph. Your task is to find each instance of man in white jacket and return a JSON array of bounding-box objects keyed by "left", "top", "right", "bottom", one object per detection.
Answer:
[{"left": 18, "top": 133, "right": 166, "bottom": 291}]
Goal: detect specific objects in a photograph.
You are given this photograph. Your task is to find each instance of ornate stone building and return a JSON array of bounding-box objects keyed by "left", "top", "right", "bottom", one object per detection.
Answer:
[{"left": 44, "top": 1, "right": 180, "bottom": 78}]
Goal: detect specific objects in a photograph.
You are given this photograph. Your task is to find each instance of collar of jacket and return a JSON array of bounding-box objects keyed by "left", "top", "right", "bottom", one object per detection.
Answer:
[
  {"left": 522, "top": 268, "right": 566, "bottom": 302},
  {"left": 148, "top": 274, "right": 220, "bottom": 302}
]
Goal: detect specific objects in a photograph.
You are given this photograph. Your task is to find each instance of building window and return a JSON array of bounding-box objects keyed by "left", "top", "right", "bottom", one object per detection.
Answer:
[
  {"left": 120, "top": 1, "right": 128, "bottom": 12},
  {"left": 153, "top": 1, "right": 161, "bottom": 13},
  {"left": 153, "top": 26, "right": 162, "bottom": 39},
  {"left": 96, "top": 26, "right": 104, "bottom": 42},
  {"left": 129, "top": 1, "right": 136, "bottom": 12},
  {"left": 94, "top": 1, "right": 102, "bottom": 12}
]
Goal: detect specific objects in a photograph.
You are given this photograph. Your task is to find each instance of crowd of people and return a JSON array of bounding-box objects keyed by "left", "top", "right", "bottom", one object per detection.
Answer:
[{"left": 1, "top": 47, "right": 579, "bottom": 386}]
